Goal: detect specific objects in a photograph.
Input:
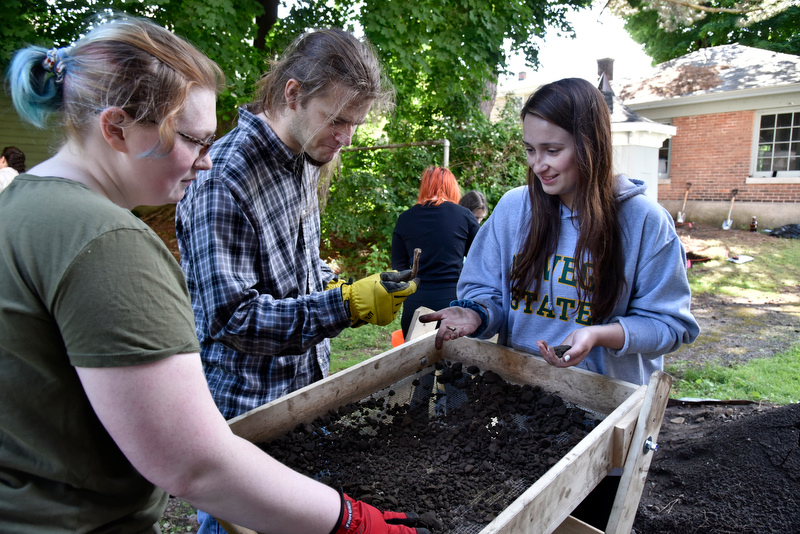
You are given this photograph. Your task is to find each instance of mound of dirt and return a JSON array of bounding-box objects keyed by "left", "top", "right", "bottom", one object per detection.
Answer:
[
  {"left": 634, "top": 401, "right": 800, "bottom": 534},
  {"left": 632, "top": 223, "right": 800, "bottom": 533}
]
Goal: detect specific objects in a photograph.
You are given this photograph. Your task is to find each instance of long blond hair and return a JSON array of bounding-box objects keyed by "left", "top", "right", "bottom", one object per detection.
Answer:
[{"left": 8, "top": 16, "right": 224, "bottom": 155}]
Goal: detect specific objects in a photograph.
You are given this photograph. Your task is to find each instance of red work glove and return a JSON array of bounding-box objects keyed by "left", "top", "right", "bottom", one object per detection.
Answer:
[{"left": 332, "top": 490, "right": 430, "bottom": 534}]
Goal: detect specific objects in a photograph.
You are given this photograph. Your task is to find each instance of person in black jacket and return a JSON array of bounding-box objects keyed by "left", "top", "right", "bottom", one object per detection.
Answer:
[{"left": 392, "top": 166, "right": 479, "bottom": 337}]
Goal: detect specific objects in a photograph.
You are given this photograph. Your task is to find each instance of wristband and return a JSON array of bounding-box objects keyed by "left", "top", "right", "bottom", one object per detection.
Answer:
[
  {"left": 449, "top": 299, "right": 489, "bottom": 337},
  {"left": 329, "top": 488, "right": 346, "bottom": 534}
]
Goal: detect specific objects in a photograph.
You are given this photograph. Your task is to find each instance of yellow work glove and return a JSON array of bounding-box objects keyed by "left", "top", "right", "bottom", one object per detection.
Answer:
[
  {"left": 325, "top": 276, "right": 347, "bottom": 291},
  {"left": 340, "top": 270, "right": 419, "bottom": 327}
]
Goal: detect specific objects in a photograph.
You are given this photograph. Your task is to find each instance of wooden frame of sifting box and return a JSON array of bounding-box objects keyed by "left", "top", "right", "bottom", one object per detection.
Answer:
[{"left": 219, "top": 314, "right": 671, "bottom": 534}]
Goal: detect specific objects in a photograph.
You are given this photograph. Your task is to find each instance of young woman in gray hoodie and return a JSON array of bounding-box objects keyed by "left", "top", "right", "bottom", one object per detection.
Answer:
[{"left": 421, "top": 77, "right": 699, "bottom": 387}]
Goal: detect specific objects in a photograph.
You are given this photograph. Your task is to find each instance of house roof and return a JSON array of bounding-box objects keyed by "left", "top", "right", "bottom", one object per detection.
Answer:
[
  {"left": 617, "top": 44, "right": 800, "bottom": 104},
  {"left": 598, "top": 73, "right": 656, "bottom": 124}
]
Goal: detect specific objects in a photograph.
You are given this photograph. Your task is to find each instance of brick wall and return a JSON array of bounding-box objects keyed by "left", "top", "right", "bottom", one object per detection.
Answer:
[{"left": 661, "top": 110, "right": 800, "bottom": 202}]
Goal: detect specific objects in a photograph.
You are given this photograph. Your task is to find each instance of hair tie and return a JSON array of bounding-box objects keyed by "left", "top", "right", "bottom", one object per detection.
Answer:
[{"left": 42, "top": 47, "right": 68, "bottom": 84}]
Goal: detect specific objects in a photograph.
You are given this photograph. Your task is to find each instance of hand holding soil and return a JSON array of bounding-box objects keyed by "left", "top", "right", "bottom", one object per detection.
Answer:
[
  {"left": 419, "top": 306, "right": 482, "bottom": 349},
  {"left": 536, "top": 341, "right": 573, "bottom": 363}
]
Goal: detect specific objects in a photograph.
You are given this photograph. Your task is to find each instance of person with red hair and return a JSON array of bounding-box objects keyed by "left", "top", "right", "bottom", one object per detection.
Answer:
[{"left": 392, "top": 166, "right": 480, "bottom": 337}]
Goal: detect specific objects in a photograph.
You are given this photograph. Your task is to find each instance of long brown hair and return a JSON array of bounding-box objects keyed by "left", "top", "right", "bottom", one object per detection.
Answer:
[
  {"left": 511, "top": 78, "right": 625, "bottom": 324},
  {"left": 251, "top": 28, "right": 394, "bottom": 119}
]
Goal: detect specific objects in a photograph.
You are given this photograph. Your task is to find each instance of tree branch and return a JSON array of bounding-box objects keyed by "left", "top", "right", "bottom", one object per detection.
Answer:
[
  {"left": 254, "top": 0, "right": 279, "bottom": 51},
  {"left": 662, "top": 0, "right": 749, "bottom": 15}
]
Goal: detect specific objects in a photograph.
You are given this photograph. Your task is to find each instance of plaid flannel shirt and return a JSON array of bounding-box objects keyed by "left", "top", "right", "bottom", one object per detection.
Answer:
[{"left": 176, "top": 108, "right": 350, "bottom": 420}]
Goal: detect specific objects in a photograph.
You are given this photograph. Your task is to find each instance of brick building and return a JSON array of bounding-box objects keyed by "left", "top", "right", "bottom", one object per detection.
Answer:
[{"left": 616, "top": 44, "right": 800, "bottom": 229}]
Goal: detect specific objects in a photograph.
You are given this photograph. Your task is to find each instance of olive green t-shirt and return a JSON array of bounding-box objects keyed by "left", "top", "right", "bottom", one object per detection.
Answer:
[{"left": 0, "top": 175, "right": 200, "bottom": 533}]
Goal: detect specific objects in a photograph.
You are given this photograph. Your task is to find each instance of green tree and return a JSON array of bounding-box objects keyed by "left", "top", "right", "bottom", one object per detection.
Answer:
[
  {"left": 609, "top": 0, "right": 799, "bottom": 63},
  {"left": 1, "top": 0, "right": 272, "bottom": 129},
  {"left": 359, "top": 0, "right": 578, "bottom": 132},
  {"left": 2, "top": 0, "right": 587, "bottom": 132},
  {"left": 324, "top": 97, "right": 529, "bottom": 276},
  {"left": 3, "top": 0, "right": 577, "bottom": 270},
  {"left": 608, "top": 0, "right": 793, "bottom": 30}
]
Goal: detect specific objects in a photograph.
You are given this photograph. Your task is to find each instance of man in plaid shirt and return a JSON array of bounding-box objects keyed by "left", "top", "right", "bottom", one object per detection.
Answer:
[
  {"left": 176, "top": 29, "right": 418, "bottom": 422},
  {"left": 177, "top": 28, "right": 420, "bottom": 534}
]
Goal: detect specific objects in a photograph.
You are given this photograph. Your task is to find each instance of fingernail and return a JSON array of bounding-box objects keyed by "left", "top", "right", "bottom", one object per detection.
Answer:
[{"left": 563, "top": 354, "right": 571, "bottom": 362}]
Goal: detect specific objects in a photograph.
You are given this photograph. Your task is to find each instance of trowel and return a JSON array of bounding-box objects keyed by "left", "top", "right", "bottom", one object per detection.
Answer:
[
  {"left": 722, "top": 189, "right": 738, "bottom": 230},
  {"left": 676, "top": 182, "right": 691, "bottom": 223}
]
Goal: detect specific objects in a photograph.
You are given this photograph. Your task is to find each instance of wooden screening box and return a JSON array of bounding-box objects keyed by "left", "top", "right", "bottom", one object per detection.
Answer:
[{"left": 222, "top": 327, "right": 671, "bottom": 534}]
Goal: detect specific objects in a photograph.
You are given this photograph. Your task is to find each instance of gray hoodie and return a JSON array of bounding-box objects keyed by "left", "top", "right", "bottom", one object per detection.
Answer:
[{"left": 458, "top": 175, "right": 700, "bottom": 386}]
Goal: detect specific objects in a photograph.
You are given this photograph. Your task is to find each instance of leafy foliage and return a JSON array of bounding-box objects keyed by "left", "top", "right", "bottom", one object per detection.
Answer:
[
  {"left": 359, "top": 0, "right": 581, "bottom": 130},
  {"left": 2, "top": 0, "right": 582, "bottom": 155},
  {"left": 612, "top": 1, "right": 800, "bottom": 63},
  {"left": 608, "top": 0, "right": 795, "bottom": 30},
  {"left": 321, "top": 98, "right": 528, "bottom": 276},
  {"left": 5, "top": 0, "right": 565, "bottom": 274}
]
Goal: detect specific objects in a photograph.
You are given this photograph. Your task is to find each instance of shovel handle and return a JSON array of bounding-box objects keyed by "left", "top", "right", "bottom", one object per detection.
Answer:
[
  {"left": 722, "top": 190, "right": 738, "bottom": 229},
  {"left": 677, "top": 183, "right": 691, "bottom": 222},
  {"left": 727, "top": 189, "right": 738, "bottom": 213}
]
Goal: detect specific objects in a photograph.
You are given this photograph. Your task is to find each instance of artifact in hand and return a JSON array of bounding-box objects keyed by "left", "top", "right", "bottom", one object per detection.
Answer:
[
  {"left": 553, "top": 345, "right": 571, "bottom": 358},
  {"left": 410, "top": 248, "right": 421, "bottom": 279}
]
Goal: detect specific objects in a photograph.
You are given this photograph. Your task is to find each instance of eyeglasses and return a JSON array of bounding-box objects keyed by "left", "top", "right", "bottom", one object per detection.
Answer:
[{"left": 177, "top": 131, "right": 215, "bottom": 159}]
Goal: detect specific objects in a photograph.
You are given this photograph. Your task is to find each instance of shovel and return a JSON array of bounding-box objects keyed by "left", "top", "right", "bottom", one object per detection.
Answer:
[
  {"left": 676, "top": 182, "right": 691, "bottom": 223},
  {"left": 722, "top": 189, "right": 738, "bottom": 230}
]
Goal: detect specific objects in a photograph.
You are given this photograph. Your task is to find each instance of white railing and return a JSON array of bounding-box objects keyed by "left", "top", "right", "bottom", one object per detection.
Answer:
[{"left": 341, "top": 138, "right": 450, "bottom": 168}]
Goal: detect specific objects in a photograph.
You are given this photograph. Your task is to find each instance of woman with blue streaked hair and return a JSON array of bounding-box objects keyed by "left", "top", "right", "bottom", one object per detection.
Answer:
[{"left": 0, "top": 15, "right": 427, "bottom": 534}]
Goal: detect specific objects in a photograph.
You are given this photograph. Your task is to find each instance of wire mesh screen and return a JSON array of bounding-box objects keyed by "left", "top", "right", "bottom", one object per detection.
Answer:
[{"left": 258, "top": 361, "right": 604, "bottom": 533}]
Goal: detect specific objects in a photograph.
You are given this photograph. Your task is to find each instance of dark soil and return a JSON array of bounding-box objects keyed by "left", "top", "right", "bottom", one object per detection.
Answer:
[
  {"left": 142, "top": 212, "right": 800, "bottom": 534},
  {"left": 634, "top": 223, "right": 800, "bottom": 534},
  {"left": 635, "top": 401, "right": 800, "bottom": 534},
  {"left": 259, "top": 361, "right": 595, "bottom": 533},
  {"left": 257, "top": 365, "right": 800, "bottom": 534}
]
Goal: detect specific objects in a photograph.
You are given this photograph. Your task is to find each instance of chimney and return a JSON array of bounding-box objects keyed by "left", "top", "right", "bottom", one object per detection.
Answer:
[
  {"left": 597, "top": 58, "right": 614, "bottom": 82},
  {"left": 518, "top": 71, "right": 527, "bottom": 81}
]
